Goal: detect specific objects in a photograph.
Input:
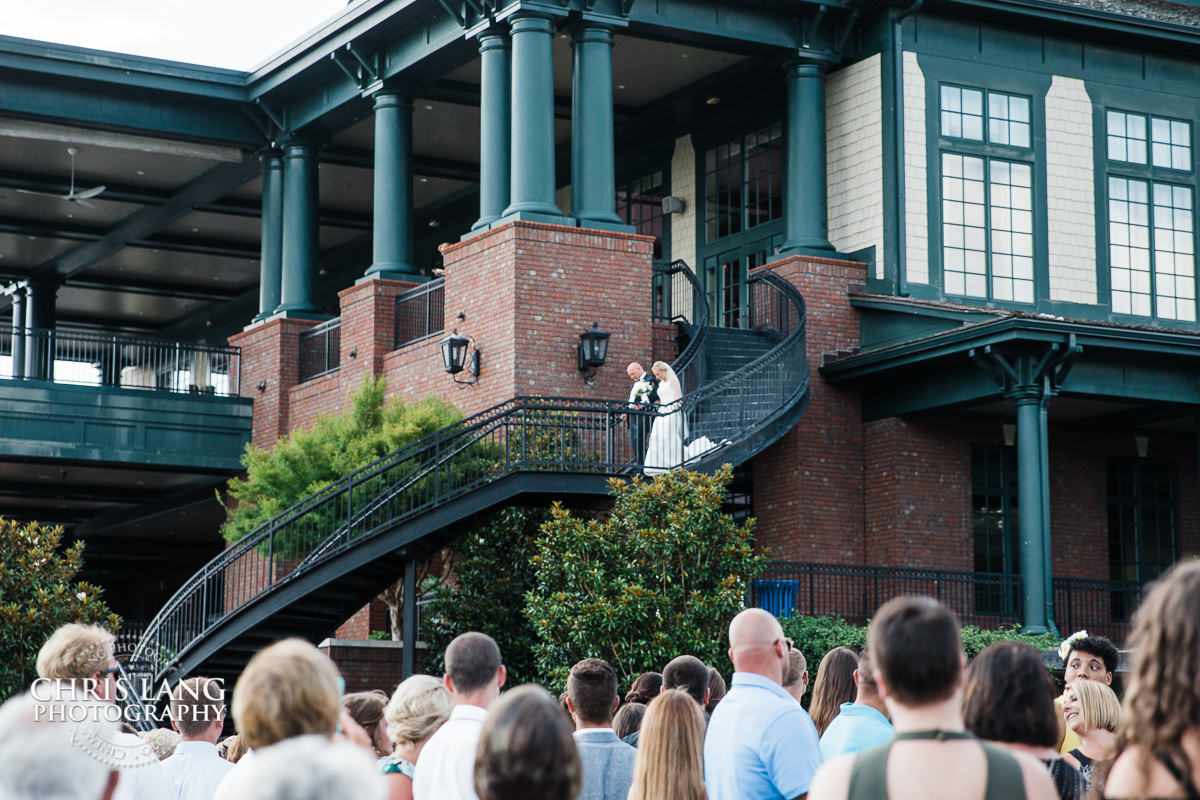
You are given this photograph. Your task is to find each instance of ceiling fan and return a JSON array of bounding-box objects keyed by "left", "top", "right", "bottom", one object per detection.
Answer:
[{"left": 17, "top": 146, "right": 107, "bottom": 209}]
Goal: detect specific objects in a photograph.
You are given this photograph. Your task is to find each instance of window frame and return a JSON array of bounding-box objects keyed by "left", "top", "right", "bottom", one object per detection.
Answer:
[{"left": 1100, "top": 106, "right": 1198, "bottom": 322}]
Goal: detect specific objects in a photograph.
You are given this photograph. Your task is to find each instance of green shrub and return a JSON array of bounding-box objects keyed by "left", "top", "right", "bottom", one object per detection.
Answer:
[
  {"left": 525, "top": 465, "right": 765, "bottom": 689},
  {"left": 0, "top": 518, "right": 120, "bottom": 700}
]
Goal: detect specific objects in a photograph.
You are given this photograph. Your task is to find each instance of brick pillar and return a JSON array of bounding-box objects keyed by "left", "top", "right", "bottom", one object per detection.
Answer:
[
  {"left": 337, "top": 278, "right": 420, "bottom": 391},
  {"left": 392, "top": 221, "right": 654, "bottom": 416},
  {"left": 751, "top": 255, "right": 867, "bottom": 564},
  {"left": 230, "top": 317, "right": 322, "bottom": 449}
]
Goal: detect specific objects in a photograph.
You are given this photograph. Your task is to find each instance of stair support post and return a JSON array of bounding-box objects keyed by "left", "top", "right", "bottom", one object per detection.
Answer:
[{"left": 402, "top": 558, "right": 417, "bottom": 678}]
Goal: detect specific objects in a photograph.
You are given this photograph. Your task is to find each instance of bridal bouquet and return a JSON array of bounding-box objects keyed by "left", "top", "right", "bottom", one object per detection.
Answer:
[{"left": 632, "top": 379, "right": 654, "bottom": 401}]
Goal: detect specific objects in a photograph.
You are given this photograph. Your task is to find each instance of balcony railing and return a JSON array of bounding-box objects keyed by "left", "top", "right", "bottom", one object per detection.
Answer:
[
  {"left": 299, "top": 318, "right": 341, "bottom": 382},
  {"left": 753, "top": 562, "right": 1147, "bottom": 641},
  {"left": 394, "top": 278, "right": 444, "bottom": 349},
  {"left": 0, "top": 327, "right": 238, "bottom": 396}
]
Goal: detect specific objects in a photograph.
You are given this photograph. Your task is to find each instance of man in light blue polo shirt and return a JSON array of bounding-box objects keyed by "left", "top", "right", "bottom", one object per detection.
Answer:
[
  {"left": 704, "top": 608, "right": 822, "bottom": 800},
  {"left": 817, "top": 647, "right": 893, "bottom": 760}
]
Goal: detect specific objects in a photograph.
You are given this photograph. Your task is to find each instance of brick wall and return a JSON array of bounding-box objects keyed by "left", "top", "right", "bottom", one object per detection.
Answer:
[
  {"left": 319, "top": 639, "right": 428, "bottom": 694},
  {"left": 751, "top": 254, "right": 867, "bottom": 564},
  {"left": 229, "top": 317, "right": 322, "bottom": 448}
]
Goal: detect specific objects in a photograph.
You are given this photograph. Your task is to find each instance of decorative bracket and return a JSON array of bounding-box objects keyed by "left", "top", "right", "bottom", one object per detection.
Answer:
[
  {"left": 969, "top": 335, "right": 1082, "bottom": 399},
  {"left": 330, "top": 43, "right": 380, "bottom": 90},
  {"left": 246, "top": 100, "right": 286, "bottom": 142}
]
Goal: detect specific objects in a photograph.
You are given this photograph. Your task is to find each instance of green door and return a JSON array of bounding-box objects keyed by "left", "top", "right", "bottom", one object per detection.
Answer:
[{"left": 704, "top": 245, "right": 770, "bottom": 328}]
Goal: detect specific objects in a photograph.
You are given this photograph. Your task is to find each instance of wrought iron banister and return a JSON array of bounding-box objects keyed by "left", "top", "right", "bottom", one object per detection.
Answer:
[
  {"left": 394, "top": 278, "right": 445, "bottom": 349},
  {"left": 299, "top": 318, "right": 341, "bottom": 382},
  {"left": 0, "top": 326, "right": 239, "bottom": 395},
  {"left": 652, "top": 260, "right": 708, "bottom": 394}
]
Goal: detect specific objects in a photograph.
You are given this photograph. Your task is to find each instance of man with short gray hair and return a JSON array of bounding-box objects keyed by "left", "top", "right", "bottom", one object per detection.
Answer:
[{"left": 0, "top": 691, "right": 121, "bottom": 800}]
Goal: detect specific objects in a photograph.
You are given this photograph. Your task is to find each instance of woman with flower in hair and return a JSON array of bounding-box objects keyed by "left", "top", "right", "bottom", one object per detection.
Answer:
[{"left": 1055, "top": 629, "right": 1119, "bottom": 754}]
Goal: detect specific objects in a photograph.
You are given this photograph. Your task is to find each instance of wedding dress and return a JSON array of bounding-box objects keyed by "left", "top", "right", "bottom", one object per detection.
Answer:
[{"left": 643, "top": 366, "right": 721, "bottom": 476}]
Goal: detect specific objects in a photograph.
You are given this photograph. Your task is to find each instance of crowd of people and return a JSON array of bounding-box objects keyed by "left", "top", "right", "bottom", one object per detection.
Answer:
[{"left": 2, "top": 559, "right": 1199, "bottom": 800}]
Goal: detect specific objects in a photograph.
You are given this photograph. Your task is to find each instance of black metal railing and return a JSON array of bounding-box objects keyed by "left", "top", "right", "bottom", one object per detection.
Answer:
[
  {"left": 394, "top": 278, "right": 444, "bottom": 349},
  {"left": 751, "top": 561, "right": 1024, "bottom": 630},
  {"left": 0, "top": 327, "right": 239, "bottom": 395},
  {"left": 1052, "top": 576, "right": 1144, "bottom": 641},
  {"left": 299, "top": 318, "right": 341, "bottom": 382},
  {"left": 652, "top": 260, "right": 709, "bottom": 395},
  {"left": 133, "top": 268, "right": 808, "bottom": 682}
]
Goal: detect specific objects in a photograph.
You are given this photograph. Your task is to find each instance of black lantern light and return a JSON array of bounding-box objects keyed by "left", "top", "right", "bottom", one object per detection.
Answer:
[
  {"left": 441, "top": 329, "right": 479, "bottom": 384},
  {"left": 577, "top": 321, "right": 610, "bottom": 382}
]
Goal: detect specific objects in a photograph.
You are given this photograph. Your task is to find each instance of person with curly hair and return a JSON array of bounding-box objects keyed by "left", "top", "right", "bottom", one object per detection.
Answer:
[{"left": 1103, "top": 560, "right": 1200, "bottom": 800}]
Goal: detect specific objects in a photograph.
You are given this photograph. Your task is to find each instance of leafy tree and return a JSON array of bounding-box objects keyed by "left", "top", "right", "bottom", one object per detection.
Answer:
[
  {"left": 219, "top": 376, "right": 461, "bottom": 545},
  {"left": 525, "top": 465, "right": 765, "bottom": 688},
  {"left": 422, "top": 507, "right": 548, "bottom": 688},
  {"left": 0, "top": 518, "right": 120, "bottom": 700}
]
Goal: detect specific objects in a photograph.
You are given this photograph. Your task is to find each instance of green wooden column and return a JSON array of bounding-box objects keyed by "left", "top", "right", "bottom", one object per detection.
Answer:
[
  {"left": 473, "top": 30, "right": 511, "bottom": 230},
  {"left": 1014, "top": 385, "right": 1048, "bottom": 634},
  {"left": 780, "top": 59, "right": 835, "bottom": 255},
  {"left": 570, "top": 22, "right": 623, "bottom": 227},
  {"left": 364, "top": 89, "right": 419, "bottom": 281},
  {"left": 25, "top": 278, "right": 56, "bottom": 380},
  {"left": 254, "top": 150, "right": 284, "bottom": 321},
  {"left": 502, "top": 11, "right": 565, "bottom": 222},
  {"left": 275, "top": 138, "right": 321, "bottom": 316},
  {"left": 10, "top": 286, "right": 25, "bottom": 379}
]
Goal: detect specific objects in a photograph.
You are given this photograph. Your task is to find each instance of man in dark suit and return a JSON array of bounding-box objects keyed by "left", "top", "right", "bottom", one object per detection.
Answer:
[
  {"left": 625, "top": 362, "right": 659, "bottom": 466},
  {"left": 566, "top": 658, "right": 636, "bottom": 800}
]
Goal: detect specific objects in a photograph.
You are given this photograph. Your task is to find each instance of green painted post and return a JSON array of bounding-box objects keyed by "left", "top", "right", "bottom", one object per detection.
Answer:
[
  {"left": 275, "top": 139, "right": 320, "bottom": 316},
  {"left": 1015, "top": 387, "right": 1049, "bottom": 634},
  {"left": 473, "top": 31, "right": 511, "bottom": 230},
  {"left": 10, "top": 287, "right": 25, "bottom": 379},
  {"left": 364, "top": 89, "right": 419, "bottom": 280},
  {"left": 25, "top": 279, "right": 56, "bottom": 380},
  {"left": 503, "top": 12, "right": 565, "bottom": 221},
  {"left": 780, "top": 60, "right": 835, "bottom": 255},
  {"left": 254, "top": 151, "right": 283, "bottom": 321},
  {"left": 571, "top": 23, "right": 622, "bottom": 226}
]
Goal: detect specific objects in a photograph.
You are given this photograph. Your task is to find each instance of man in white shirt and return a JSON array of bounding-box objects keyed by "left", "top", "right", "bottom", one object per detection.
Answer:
[
  {"left": 161, "top": 677, "right": 234, "bottom": 800},
  {"left": 412, "top": 632, "right": 506, "bottom": 800}
]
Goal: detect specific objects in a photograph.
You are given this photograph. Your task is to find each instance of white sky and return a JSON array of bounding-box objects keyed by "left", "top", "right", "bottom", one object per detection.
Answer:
[{"left": 0, "top": 0, "right": 354, "bottom": 71}]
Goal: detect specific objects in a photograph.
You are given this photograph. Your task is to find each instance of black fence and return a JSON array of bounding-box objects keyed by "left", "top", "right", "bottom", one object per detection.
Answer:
[
  {"left": 394, "top": 278, "right": 444, "bottom": 349},
  {"left": 0, "top": 327, "right": 239, "bottom": 395},
  {"left": 299, "top": 318, "right": 341, "bottom": 382},
  {"left": 753, "top": 562, "right": 1147, "bottom": 640}
]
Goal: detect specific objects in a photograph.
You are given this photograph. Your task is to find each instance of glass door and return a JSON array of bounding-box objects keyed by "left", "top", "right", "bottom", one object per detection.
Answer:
[{"left": 704, "top": 245, "right": 769, "bottom": 328}]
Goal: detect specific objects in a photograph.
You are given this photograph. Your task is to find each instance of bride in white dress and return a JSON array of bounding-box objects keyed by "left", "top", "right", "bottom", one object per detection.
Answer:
[{"left": 643, "top": 361, "right": 720, "bottom": 475}]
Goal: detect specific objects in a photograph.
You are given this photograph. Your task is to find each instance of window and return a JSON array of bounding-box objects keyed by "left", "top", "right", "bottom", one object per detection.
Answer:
[
  {"left": 704, "top": 123, "right": 783, "bottom": 243},
  {"left": 972, "top": 445, "right": 1020, "bottom": 615},
  {"left": 1105, "top": 110, "right": 1196, "bottom": 321},
  {"left": 939, "top": 85, "right": 1035, "bottom": 303},
  {"left": 1107, "top": 458, "right": 1176, "bottom": 619},
  {"left": 617, "top": 170, "right": 667, "bottom": 260}
]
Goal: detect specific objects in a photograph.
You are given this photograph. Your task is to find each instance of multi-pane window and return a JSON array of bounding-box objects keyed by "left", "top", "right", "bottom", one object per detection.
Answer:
[
  {"left": 1105, "top": 110, "right": 1196, "bottom": 321},
  {"left": 704, "top": 123, "right": 783, "bottom": 243},
  {"left": 972, "top": 445, "right": 1020, "bottom": 615},
  {"left": 617, "top": 170, "right": 667, "bottom": 260},
  {"left": 1107, "top": 458, "right": 1176, "bottom": 619},
  {"left": 939, "top": 85, "right": 1035, "bottom": 303}
]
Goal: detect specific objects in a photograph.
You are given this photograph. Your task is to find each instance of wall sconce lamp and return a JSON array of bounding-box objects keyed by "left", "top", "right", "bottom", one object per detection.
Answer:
[
  {"left": 257, "top": 379, "right": 267, "bottom": 392},
  {"left": 662, "top": 196, "right": 685, "bottom": 215},
  {"left": 577, "top": 321, "right": 611, "bottom": 383},
  {"left": 441, "top": 329, "right": 480, "bottom": 384},
  {"left": 1001, "top": 423, "right": 1016, "bottom": 447}
]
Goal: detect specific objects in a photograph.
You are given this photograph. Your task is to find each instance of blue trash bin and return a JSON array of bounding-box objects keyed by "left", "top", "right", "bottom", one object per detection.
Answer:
[{"left": 754, "top": 579, "right": 799, "bottom": 618}]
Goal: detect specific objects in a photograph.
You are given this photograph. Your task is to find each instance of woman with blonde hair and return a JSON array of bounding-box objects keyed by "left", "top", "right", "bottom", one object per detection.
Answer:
[
  {"left": 809, "top": 646, "right": 860, "bottom": 737},
  {"left": 1104, "top": 560, "right": 1200, "bottom": 800},
  {"left": 1061, "top": 678, "right": 1120, "bottom": 788},
  {"left": 380, "top": 675, "right": 453, "bottom": 800},
  {"left": 629, "top": 689, "right": 706, "bottom": 800}
]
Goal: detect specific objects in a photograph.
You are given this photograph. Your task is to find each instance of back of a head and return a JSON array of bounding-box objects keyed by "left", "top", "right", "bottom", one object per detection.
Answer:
[
  {"left": 227, "top": 735, "right": 385, "bottom": 800},
  {"left": 1069, "top": 679, "right": 1121, "bottom": 733},
  {"left": 445, "top": 632, "right": 502, "bottom": 694},
  {"left": 964, "top": 642, "right": 1058, "bottom": 748},
  {"left": 342, "top": 690, "right": 388, "bottom": 732},
  {"left": 783, "top": 648, "right": 808, "bottom": 691},
  {"left": 809, "top": 647, "right": 859, "bottom": 736},
  {"left": 0, "top": 692, "right": 117, "bottom": 800},
  {"left": 1116, "top": 561, "right": 1200, "bottom": 779},
  {"left": 869, "top": 596, "right": 962, "bottom": 707},
  {"left": 705, "top": 667, "right": 727, "bottom": 715},
  {"left": 856, "top": 648, "right": 879, "bottom": 696},
  {"left": 231, "top": 638, "right": 341, "bottom": 750},
  {"left": 613, "top": 702, "right": 646, "bottom": 740},
  {"left": 630, "top": 690, "right": 706, "bottom": 800},
  {"left": 625, "top": 672, "right": 662, "bottom": 705},
  {"left": 36, "top": 624, "right": 115, "bottom": 681},
  {"left": 474, "top": 685, "right": 581, "bottom": 800},
  {"left": 384, "top": 674, "right": 453, "bottom": 747},
  {"left": 662, "top": 655, "right": 709, "bottom": 706},
  {"left": 567, "top": 658, "right": 619, "bottom": 725},
  {"left": 170, "top": 677, "right": 225, "bottom": 739}
]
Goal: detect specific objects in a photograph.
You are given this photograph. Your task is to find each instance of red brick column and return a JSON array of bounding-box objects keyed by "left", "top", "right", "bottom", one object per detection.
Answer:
[
  {"left": 338, "top": 278, "right": 419, "bottom": 390},
  {"left": 750, "top": 255, "right": 867, "bottom": 564},
  {"left": 230, "top": 317, "right": 322, "bottom": 449}
]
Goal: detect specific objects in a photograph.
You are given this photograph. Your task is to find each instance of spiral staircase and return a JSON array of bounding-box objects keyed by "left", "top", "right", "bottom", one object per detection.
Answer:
[{"left": 131, "top": 261, "right": 812, "bottom": 686}]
